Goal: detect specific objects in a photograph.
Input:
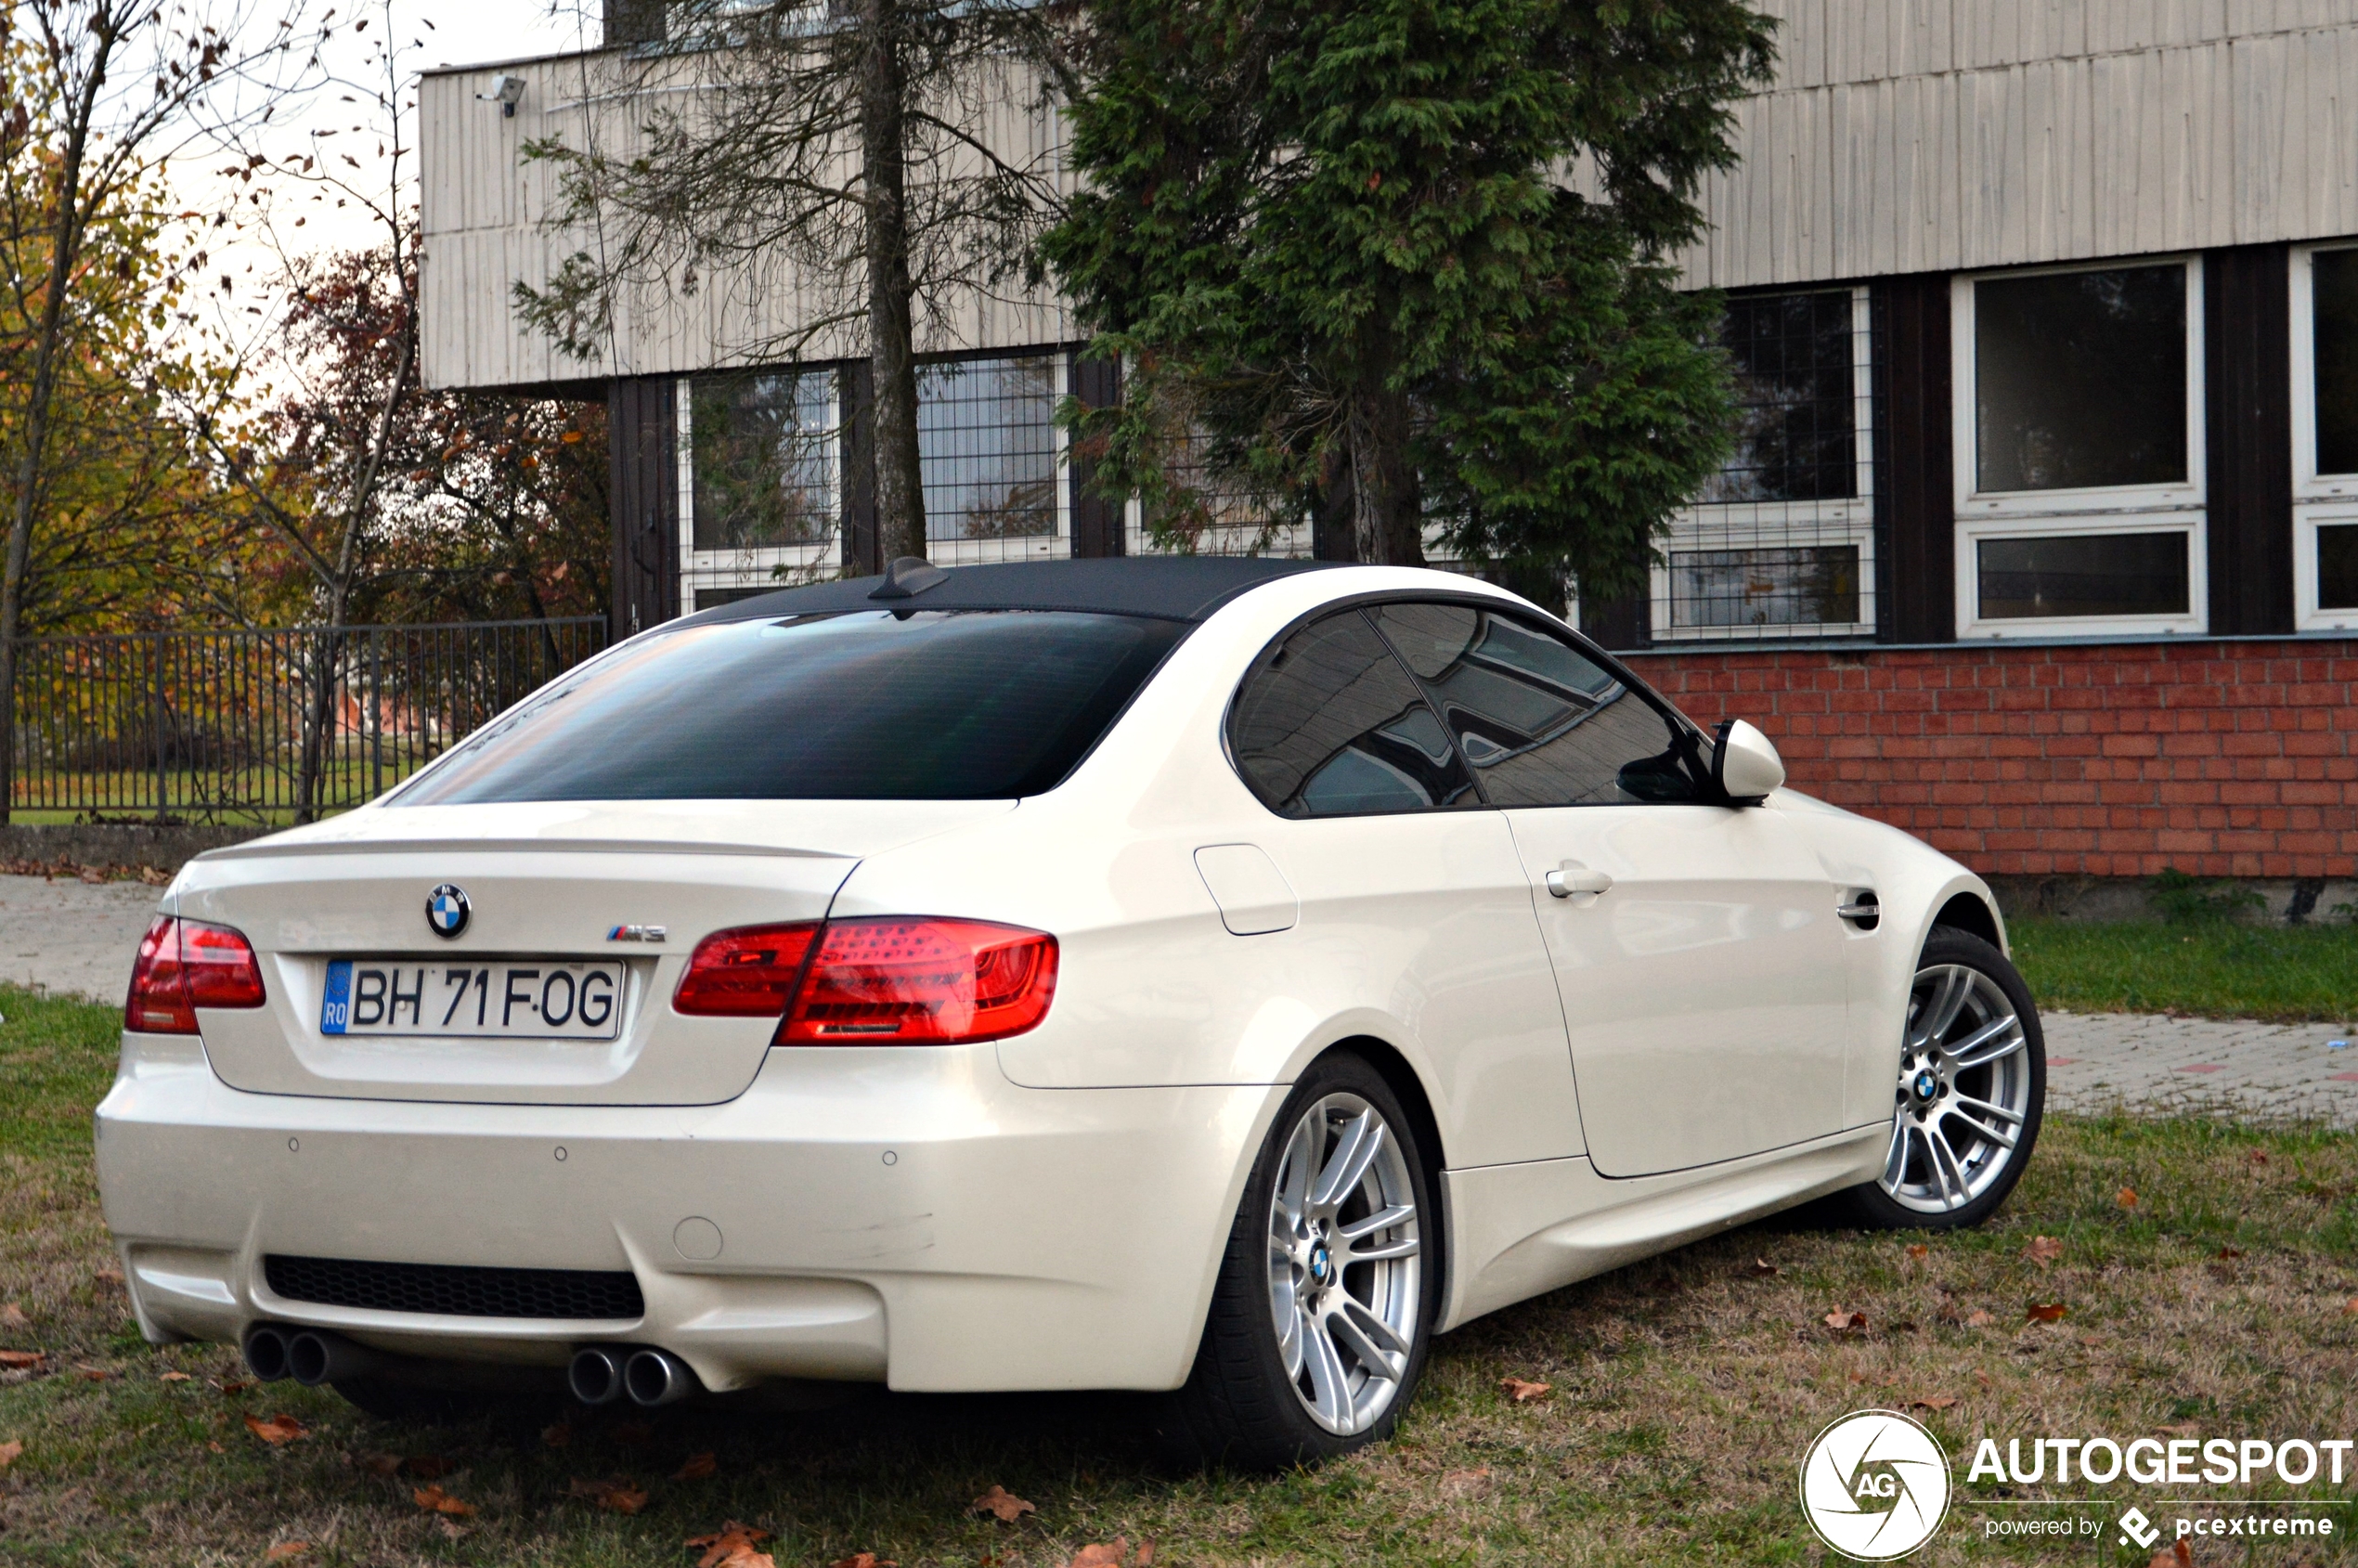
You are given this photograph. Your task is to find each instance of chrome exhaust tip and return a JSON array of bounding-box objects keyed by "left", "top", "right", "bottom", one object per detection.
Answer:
[
  {"left": 567, "top": 1345, "right": 628, "bottom": 1406},
  {"left": 241, "top": 1323, "right": 292, "bottom": 1383},
  {"left": 622, "top": 1347, "right": 697, "bottom": 1407},
  {"left": 286, "top": 1328, "right": 381, "bottom": 1387}
]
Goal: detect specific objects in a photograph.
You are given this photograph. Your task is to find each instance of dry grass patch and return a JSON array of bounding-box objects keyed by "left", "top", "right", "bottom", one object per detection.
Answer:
[{"left": 4, "top": 984, "right": 2355, "bottom": 1564}]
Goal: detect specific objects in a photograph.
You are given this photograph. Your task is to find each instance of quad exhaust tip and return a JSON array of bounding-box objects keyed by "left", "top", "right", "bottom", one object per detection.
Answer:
[
  {"left": 568, "top": 1344, "right": 700, "bottom": 1406},
  {"left": 244, "top": 1324, "right": 382, "bottom": 1386},
  {"left": 241, "top": 1323, "right": 292, "bottom": 1382}
]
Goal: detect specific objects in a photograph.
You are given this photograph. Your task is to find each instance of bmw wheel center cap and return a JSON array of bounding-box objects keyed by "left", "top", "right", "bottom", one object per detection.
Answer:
[{"left": 426, "top": 885, "right": 471, "bottom": 939}]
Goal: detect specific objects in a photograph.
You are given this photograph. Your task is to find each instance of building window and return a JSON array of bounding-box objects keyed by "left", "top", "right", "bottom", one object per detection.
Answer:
[
  {"left": 679, "top": 369, "right": 844, "bottom": 611},
  {"left": 2288, "top": 244, "right": 2358, "bottom": 629},
  {"left": 1652, "top": 287, "right": 1874, "bottom": 641},
  {"left": 918, "top": 353, "right": 1066, "bottom": 563},
  {"left": 1951, "top": 260, "right": 2206, "bottom": 639}
]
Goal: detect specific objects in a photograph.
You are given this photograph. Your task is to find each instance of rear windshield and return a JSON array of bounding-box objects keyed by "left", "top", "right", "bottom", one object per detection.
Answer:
[{"left": 392, "top": 610, "right": 1186, "bottom": 804}]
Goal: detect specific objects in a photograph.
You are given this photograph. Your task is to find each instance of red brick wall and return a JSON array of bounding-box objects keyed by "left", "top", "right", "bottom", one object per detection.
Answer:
[{"left": 1618, "top": 640, "right": 2358, "bottom": 879}]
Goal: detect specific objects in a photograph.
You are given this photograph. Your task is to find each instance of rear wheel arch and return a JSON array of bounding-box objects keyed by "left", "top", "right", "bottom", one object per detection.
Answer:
[{"left": 1308, "top": 1035, "right": 1451, "bottom": 1308}]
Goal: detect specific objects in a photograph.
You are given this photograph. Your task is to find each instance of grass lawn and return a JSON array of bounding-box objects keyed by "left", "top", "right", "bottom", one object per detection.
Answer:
[
  {"left": 2009, "top": 915, "right": 2358, "bottom": 1024},
  {"left": 6, "top": 984, "right": 2358, "bottom": 1564}
]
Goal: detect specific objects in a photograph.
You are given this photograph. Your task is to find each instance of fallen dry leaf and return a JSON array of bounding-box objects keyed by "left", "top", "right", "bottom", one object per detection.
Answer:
[
  {"left": 2027, "top": 1302, "right": 2068, "bottom": 1324},
  {"left": 1069, "top": 1541, "right": 1130, "bottom": 1568},
  {"left": 675, "top": 1450, "right": 718, "bottom": 1481},
  {"left": 1964, "top": 1310, "right": 1996, "bottom": 1328},
  {"left": 1905, "top": 1244, "right": 1929, "bottom": 1260},
  {"left": 569, "top": 1476, "right": 649, "bottom": 1514},
  {"left": 0, "top": 1350, "right": 45, "bottom": 1369},
  {"left": 540, "top": 1421, "right": 571, "bottom": 1448},
  {"left": 829, "top": 1554, "right": 898, "bottom": 1568},
  {"left": 412, "top": 1484, "right": 475, "bottom": 1517},
  {"left": 2250, "top": 1151, "right": 2271, "bottom": 1166},
  {"left": 159, "top": 1371, "right": 190, "bottom": 1383},
  {"left": 2149, "top": 1539, "right": 2193, "bottom": 1567},
  {"left": 1499, "top": 1377, "right": 1552, "bottom": 1403},
  {"left": 2217, "top": 1247, "right": 2245, "bottom": 1260},
  {"left": 971, "top": 1484, "right": 1035, "bottom": 1523},
  {"left": 2117, "top": 1187, "right": 2140, "bottom": 1209},
  {"left": 1440, "top": 1465, "right": 1494, "bottom": 1497},
  {"left": 1910, "top": 1395, "right": 1960, "bottom": 1411},
  {"left": 1823, "top": 1309, "right": 1868, "bottom": 1334},
  {"left": 2025, "top": 1236, "right": 2065, "bottom": 1269},
  {"left": 2157, "top": 1421, "right": 2200, "bottom": 1437},
  {"left": 215, "top": 1379, "right": 253, "bottom": 1396},
  {"left": 1746, "top": 1258, "right": 1779, "bottom": 1276},
  {"left": 74, "top": 1363, "right": 110, "bottom": 1381},
  {"left": 244, "top": 1413, "right": 309, "bottom": 1445},
  {"left": 0, "top": 1304, "right": 25, "bottom": 1328},
  {"left": 688, "top": 1522, "right": 773, "bottom": 1568},
  {"left": 264, "top": 1543, "right": 311, "bottom": 1562},
  {"left": 207, "top": 1440, "right": 224, "bottom": 1453},
  {"left": 2343, "top": 1298, "right": 2358, "bottom": 1317},
  {"left": 94, "top": 1267, "right": 124, "bottom": 1288},
  {"left": 0, "top": 1439, "right": 20, "bottom": 1471}
]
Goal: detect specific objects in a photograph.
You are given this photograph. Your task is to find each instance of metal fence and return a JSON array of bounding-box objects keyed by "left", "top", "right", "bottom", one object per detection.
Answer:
[{"left": 5, "top": 617, "right": 609, "bottom": 825}]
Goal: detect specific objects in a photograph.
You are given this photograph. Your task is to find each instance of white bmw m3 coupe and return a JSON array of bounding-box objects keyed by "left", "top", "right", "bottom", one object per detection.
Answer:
[{"left": 96, "top": 557, "right": 2044, "bottom": 1468}]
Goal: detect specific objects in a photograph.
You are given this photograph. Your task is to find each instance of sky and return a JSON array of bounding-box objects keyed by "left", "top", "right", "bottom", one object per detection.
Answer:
[{"left": 157, "top": 0, "right": 600, "bottom": 398}]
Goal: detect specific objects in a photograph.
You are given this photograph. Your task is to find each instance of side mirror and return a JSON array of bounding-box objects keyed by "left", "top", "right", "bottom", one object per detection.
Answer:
[{"left": 1712, "top": 719, "right": 1786, "bottom": 804}]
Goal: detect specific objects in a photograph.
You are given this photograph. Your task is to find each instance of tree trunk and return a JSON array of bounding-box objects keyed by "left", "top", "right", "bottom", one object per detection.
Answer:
[
  {"left": 1346, "top": 384, "right": 1426, "bottom": 567},
  {"left": 0, "top": 25, "right": 114, "bottom": 825},
  {"left": 859, "top": 0, "right": 928, "bottom": 564}
]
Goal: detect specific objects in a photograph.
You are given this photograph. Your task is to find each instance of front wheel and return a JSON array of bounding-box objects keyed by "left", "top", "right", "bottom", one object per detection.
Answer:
[
  {"left": 1159, "top": 1053, "right": 1439, "bottom": 1471},
  {"left": 1842, "top": 927, "right": 2045, "bottom": 1229}
]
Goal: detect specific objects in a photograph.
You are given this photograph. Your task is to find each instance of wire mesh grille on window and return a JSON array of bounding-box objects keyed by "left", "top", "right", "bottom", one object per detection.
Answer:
[
  {"left": 1129, "top": 426, "right": 1309, "bottom": 557},
  {"left": 1663, "top": 288, "right": 1874, "bottom": 637},
  {"left": 684, "top": 369, "right": 843, "bottom": 612},
  {"left": 920, "top": 355, "right": 1060, "bottom": 545}
]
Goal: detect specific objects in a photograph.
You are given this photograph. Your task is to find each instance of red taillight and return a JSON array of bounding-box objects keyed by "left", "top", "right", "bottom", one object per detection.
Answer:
[
  {"left": 671, "top": 916, "right": 1057, "bottom": 1043},
  {"left": 125, "top": 915, "right": 266, "bottom": 1034},
  {"left": 783, "top": 917, "right": 1057, "bottom": 1044},
  {"left": 671, "top": 922, "right": 821, "bottom": 1017}
]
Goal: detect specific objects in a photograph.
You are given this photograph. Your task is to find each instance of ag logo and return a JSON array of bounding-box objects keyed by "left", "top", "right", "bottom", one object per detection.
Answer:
[{"left": 1799, "top": 1409, "right": 1951, "bottom": 1561}]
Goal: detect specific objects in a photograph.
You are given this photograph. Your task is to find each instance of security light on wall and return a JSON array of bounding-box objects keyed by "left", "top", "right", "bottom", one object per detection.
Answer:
[{"left": 478, "top": 76, "right": 525, "bottom": 117}]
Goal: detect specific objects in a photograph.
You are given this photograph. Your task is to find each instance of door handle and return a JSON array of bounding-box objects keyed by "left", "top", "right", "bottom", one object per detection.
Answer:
[{"left": 1546, "top": 868, "right": 1613, "bottom": 899}]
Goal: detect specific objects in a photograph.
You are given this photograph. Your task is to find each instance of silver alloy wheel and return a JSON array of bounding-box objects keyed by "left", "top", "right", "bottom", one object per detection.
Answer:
[
  {"left": 1264, "top": 1092, "right": 1421, "bottom": 1435},
  {"left": 1880, "top": 963, "right": 2034, "bottom": 1213}
]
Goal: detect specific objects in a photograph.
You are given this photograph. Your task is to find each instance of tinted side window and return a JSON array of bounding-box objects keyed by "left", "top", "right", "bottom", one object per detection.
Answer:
[
  {"left": 1369, "top": 603, "right": 1705, "bottom": 807},
  {"left": 1229, "top": 611, "right": 1477, "bottom": 817}
]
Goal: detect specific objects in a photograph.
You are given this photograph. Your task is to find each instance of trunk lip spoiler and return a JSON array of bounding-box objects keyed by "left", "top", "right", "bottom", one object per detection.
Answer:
[{"left": 195, "top": 838, "right": 855, "bottom": 862}]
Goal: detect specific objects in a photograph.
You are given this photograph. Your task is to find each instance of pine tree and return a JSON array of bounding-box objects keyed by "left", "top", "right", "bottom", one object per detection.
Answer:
[{"left": 1043, "top": 0, "right": 1774, "bottom": 593}]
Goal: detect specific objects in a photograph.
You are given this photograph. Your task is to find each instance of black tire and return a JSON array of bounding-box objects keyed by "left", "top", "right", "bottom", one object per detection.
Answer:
[
  {"left": 1839, "top": 927, "right": 2045, "bottom": 1230},
  {"left": 1159, "top": 1052, "right": 1441, "bottom": 1471}
]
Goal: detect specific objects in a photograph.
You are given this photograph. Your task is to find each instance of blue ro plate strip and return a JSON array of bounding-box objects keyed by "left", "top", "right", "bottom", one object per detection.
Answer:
[{"left": 320, "top": 959, "right": 352, "bottom": 1035}]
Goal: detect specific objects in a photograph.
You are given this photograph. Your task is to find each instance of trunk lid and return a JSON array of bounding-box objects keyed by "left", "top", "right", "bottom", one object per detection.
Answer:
[{"left": 175, "top": 799, "right": 1012, "bottom": 1105}]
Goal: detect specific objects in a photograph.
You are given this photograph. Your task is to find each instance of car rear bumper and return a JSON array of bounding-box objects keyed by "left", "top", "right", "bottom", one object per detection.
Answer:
[{"left": 96, "top": 1033, "right": 1284, "bottom": 1393}]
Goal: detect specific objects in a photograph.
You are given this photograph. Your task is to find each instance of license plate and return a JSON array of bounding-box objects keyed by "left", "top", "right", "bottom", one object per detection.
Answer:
[{"left": 320, "top": 961, "right": 626, "bottom": 1040}]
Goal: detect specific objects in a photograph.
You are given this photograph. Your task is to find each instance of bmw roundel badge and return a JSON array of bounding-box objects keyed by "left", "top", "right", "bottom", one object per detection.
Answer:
[{"left": 426, "top": 884, "right": 471, "bottom": 939}]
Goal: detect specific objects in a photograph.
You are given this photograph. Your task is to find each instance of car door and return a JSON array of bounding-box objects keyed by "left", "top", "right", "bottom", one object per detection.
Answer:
[
  {"left": 1222, "top": 605, "right": 1587, "bottom": 1169},
  {"left": 1367, "top": 602, "right": 1850, "bottom": 1178}
]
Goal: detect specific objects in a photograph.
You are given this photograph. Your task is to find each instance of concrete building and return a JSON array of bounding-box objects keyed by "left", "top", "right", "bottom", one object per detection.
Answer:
[{"left": 419, "top": 0, "right": 2358, "bottom": 893}]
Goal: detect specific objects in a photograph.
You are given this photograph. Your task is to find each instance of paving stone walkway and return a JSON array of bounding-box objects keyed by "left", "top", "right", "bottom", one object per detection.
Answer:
[{"left": 1, "top": 873, "right": 2352, "bottom": 1124}]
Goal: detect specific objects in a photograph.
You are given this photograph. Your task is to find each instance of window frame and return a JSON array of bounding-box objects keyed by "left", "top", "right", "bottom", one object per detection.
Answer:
[
  {"left": 1949, "top": 257, "right": 2209, "bottom": 640},
  {"left": 1651, "top": 284, "right": 1876, "bottom": 642},
  {"left": 2287, "top": 242, "right": 2358, "bottom": 631},
  {"left": 1222, "top": 592, "right": 1720, "bottom": 820},
  {"left": 676, "top": 368, "right": 847, "bottom": 612}
]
